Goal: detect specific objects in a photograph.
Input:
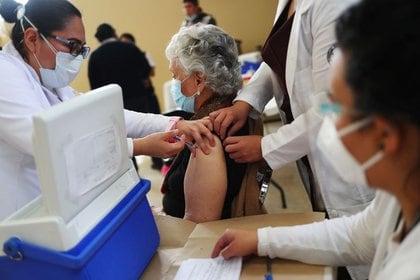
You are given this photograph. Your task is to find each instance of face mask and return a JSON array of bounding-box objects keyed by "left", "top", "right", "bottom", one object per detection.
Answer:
[
  {"left": 188, "top": 14, "right": 198, "bottom": 21},
  {"left": 33, "top": 36, "right": 83, "bottom": 89},
  {"left": 17, "top": 8, "right": 83, "bottom": 89},
  {"left": 316, "top": 117, "right": 384, "bottom": 187},
  {"left": 170, "top": 78, "right": 200, "bottom": 113}
]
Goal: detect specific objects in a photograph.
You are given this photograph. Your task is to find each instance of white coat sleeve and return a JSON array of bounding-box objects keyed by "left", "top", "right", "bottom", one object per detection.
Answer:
[
  {"left": 124, "top": 109, "right": 173, "bottom": 138},
  {"left": 261, "top": 0, "right": 353, "bottom": 170},
  {"left": 257, "top": 194, "right": 380, "bottom": 266},
  {"left": 234, "top": 62, "right": 277, "bottom": 119},
  {"left": 124, "top": 110, "right": 184, "bottom": 156},
  {"left": 262, "top": 107, "right": 322, "bottom": 169},
  {"left": 0, "top": 59, "right": 45, "bottom": 155}
]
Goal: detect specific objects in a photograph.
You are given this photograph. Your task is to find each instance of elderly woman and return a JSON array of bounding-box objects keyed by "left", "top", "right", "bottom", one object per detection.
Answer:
[
  {"left": 161, "top": 24, "right": 247, "bottom": 223},
  {"left": 212, "top": 0, "right": 420, "bottom": 278}
]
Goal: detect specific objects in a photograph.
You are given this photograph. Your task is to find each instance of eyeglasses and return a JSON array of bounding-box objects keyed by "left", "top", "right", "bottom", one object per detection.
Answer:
[{"left": 47, "top": 35, "right": 90, "bottom": 59}]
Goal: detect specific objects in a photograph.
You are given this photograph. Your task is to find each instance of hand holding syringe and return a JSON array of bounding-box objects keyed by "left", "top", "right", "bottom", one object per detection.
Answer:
[{"left": 172, "top": 135, "right": 197, "bottom": 149}]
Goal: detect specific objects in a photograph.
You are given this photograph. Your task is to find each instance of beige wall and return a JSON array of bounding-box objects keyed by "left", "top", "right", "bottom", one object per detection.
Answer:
[{"left": 69, "top": 0, "right": 278, "bottom": 107}]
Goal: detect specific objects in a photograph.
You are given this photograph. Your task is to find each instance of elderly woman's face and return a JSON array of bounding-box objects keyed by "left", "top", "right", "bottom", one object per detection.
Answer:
[{"left": 170, "top": 62, "right": 199, "bottom": 97}]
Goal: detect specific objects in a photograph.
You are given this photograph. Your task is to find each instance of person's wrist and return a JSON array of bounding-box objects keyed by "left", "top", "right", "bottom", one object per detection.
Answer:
[
  {"left": 234, "top": 100, "right": 252, "bottom": 115},
  {"left": 167, "top": 117, "right": 182, "bottom": 131},
  {"left": 133, "top": 138, "right": 145, "bottom": 156}
]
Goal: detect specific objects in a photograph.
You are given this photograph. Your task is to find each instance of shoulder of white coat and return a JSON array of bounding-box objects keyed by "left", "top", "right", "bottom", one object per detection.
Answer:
[
  {"left": 304, "top": 0, "right": 355, "bottom": 40},
  {"left": 0, "top": 53, "right": 35, "bottom": 88},
  {"left": 311, "top": 0, "right": 357, "bottom": 17},
  {"left": 0, "top": 52, "right": 24, "bottom": 74}
]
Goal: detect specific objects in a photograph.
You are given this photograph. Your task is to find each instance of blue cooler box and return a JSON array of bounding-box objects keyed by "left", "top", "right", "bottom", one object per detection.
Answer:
[{"left": 0, "top": 179, "right": 159, "bottom": 280}]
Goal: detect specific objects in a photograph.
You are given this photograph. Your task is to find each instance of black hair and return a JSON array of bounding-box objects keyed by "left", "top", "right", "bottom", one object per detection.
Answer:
[
  {"left": 94, "top": 23, "right": 116, "bottom": 42},
  {"left": 336, "top": 0, "right": 420, "bottom": 126},
  {"left": 0, "top": 0, "right": 81, "bottom": 58},
  {"left": 120, "top": 33, "right": 135, "bottom": 44},
  {"left": 183, "top": 0, "right": 199, "bottom": 6}
]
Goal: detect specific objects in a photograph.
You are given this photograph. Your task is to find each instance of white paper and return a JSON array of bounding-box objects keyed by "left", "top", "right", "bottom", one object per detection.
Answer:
[
  {"left": 65, "top": 126, "right": 122, "bottom": 198},
  {"left": 174, "top": 256, "right": 242, "bottom": 280}
]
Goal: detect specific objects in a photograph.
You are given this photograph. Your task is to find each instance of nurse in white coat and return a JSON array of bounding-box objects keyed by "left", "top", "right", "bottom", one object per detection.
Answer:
[
  {"left": 0, "top": 0, "right": 214, "bottom": 220},
  {"left": 211, "top": 1, "right": 374, "bottom": 216},
  {"left": 212, "top": 0, "right": 420, "bottom": 278},
  {"left": 212, "top": 2, "right": 373, "bottom": 277}
]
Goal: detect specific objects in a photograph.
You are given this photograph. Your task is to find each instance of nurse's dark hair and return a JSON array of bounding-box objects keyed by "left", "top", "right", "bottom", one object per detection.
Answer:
[
  {"left": 335, "top": 0, "right": 420, "bottom": 127},
  {"left": 0, "top": 0, "right": 81, "bottom": 58}
]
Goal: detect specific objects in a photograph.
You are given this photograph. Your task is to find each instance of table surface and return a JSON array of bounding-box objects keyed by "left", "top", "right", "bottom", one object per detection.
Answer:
[{"left": 140, "top": 212, "right": 333, "bottom": 280}]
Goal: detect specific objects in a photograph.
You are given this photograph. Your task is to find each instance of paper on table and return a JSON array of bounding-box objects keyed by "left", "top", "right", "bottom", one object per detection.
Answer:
[
  {"left": 65, "top": 125, "right": 122, "bottom": 199},
  {"left": 174, "top": 256, "right": 242, "bottom": 280}
]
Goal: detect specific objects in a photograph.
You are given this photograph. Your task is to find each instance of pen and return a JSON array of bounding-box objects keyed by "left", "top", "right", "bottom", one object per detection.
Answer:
[
  {"left": 265, "top": 257, "right": 273, "bottom": 280},
  {"left": 172, "top": 135, "right": 197, "bottom": 149}
]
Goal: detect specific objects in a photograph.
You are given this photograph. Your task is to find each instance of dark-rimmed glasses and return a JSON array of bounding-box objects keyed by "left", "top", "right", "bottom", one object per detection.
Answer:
[{"left": 47, "top": 35, "right": 90, "bottom": 59}]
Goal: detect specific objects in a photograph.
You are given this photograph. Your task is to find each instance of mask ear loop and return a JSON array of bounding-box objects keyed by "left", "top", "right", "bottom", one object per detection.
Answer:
[
  {"left": 338, "top": 117, "right": 374, "bottom": 138},
  {"left": 361, "top": 149, "right": 384, "bottom": 171},
  {"left": 360, "top": 129, "right": 387, "bottom": 172},
  {"left": 16, "top": 5, "right": 38, "bottom": 63},
  {"left": 16, "top": 6, "right": 54, "bottom": 71},
  {"left": 16, "top": 5, "right": 39, "bottom": 35},
  {"left": 32, "top": 50, "right": 42, "bottom": 68},
  {"left": 16, "top": 5, "right": 26, "bottom": 32},
  {"left": 17, "top": 6, "right": 59, "bottom": 55}
]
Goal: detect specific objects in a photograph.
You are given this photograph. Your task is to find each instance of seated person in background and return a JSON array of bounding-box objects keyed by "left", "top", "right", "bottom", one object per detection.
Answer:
[{"left": 162, "top": 24, "right": 247, "bottom": 223}]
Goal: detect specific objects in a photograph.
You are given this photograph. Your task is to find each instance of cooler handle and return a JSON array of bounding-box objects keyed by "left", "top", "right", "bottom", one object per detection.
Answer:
[{"left": 3, "top": 237, "right": 24, "bottom": 261}]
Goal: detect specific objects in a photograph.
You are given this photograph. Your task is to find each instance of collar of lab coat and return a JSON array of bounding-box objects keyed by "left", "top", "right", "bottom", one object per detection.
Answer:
[
  {"left": 274, "top": 0, "right": 312, "bottom": 23},
  {"left": 3, "top": 42, "right": 43, "bottom": 85},
  {"left": 273, "top": 0, "right": 311, "bottom": 100},
  {"left": 2, "top": 42, "right": 75, "bottom": 104}
]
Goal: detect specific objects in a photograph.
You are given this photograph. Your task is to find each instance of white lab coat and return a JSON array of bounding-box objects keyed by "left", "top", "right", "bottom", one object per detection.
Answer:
[
  {"left": 236, "top": 0, "right": 374, "bottom": 215},
  {"left": 0, "top": 43, "right": 172, "bottom": 220},
  {"left": 258, "top": 191, "right": 420, "bottom": 279},
  {"left": 236, "top": 2, "right": 373, "bottom": 277}
]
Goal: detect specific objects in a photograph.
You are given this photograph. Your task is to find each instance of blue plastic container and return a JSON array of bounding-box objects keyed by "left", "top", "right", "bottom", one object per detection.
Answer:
[
  {"left": 241, "top": 61, "right": 262, "bottom": 75},
  {"left": 0, "top": 179, "right": 159, "bottom": 280}
]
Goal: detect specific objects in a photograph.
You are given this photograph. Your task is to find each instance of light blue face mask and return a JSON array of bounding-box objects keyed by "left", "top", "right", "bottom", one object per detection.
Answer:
[
  {"left": 188, "top": 14, "right": 198, "bottom": 21},
  {"left": 170, "top": 78, "right": 200, "bottom": 113}
]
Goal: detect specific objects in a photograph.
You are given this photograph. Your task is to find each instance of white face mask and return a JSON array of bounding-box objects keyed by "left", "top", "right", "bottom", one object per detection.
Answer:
[
  {"left": 33, "top": 36, "right": 83, "bottom": 89},
  {"left": 316, "top": 117, "right": 384, "bottom": 187},
  {"left": 17, "top": 10, "right": 83, "bottom": 89}
]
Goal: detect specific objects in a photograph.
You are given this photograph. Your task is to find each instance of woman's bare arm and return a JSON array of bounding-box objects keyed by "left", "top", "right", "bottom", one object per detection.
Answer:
[{"left": 183, "top": 135, "right": 227, "bottom": 223}]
